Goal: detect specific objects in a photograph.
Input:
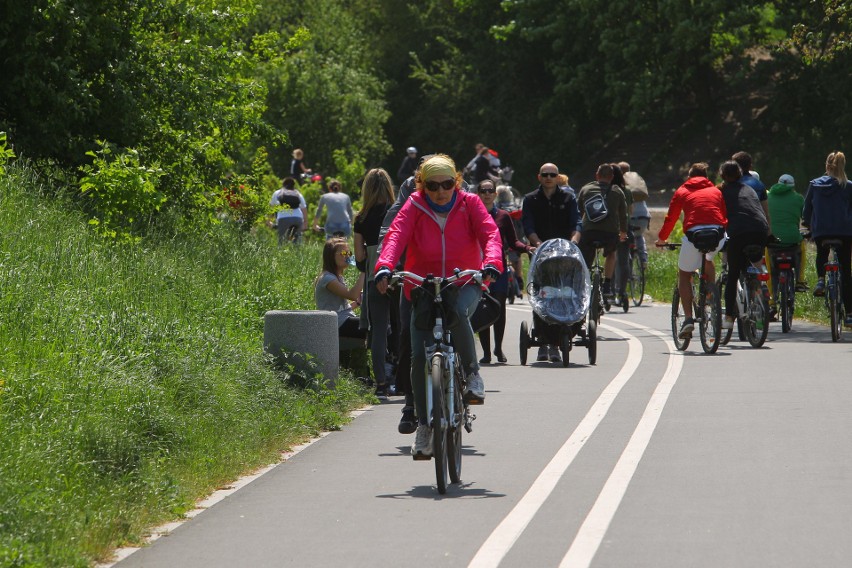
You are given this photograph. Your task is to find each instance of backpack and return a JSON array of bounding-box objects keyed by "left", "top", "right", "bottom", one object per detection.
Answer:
[{"left": 583, "top": 188, "right": 609, "bottom": 223}]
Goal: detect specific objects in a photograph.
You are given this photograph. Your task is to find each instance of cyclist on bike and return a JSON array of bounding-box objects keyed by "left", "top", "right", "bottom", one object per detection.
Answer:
[
  {"left": 577, "top": 163, "right": 628, "bottom": 300},
  {"left": 656, "top": 162, "right": 727, "bottom": 338},
  {"left": 270, "top": 177, "right": 308, "bottom": 245},
  {"left": 522, "top": 162, "right": 582, "bottom": 362},
  {"left": 767, "top": 174, "right": 806, "bottom": 306},
  {"left": 374, "top": 154, "right": 503, "bottom": 458},
  {"left": 719, "top": 160, "right": 770, "bottom": 330},
  {"left": 802, "top": 151, "right": 852, "bottom": 326}
]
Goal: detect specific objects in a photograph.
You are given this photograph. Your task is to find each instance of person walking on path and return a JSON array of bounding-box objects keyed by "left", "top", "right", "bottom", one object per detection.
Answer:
[
  {"left": 353, "top": 168, "right": 397, "bottom": 400},
  {"left": 522, "top": 162, "right": 582, "bottom": 363},
  {"left": 475, "top": 178, "right": 534, "bottom": 364}
]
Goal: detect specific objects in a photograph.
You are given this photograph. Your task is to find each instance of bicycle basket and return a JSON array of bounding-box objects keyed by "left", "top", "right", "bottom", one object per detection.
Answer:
[
  {"left": 411, "top": 283, "right": 461, "bottom": 331},
  {"left": 685, "top": 227, "right": 724, "bottom": 252}
]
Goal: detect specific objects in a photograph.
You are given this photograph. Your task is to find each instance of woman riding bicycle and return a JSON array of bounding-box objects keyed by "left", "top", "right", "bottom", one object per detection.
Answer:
[
  {"left": 802, "top": 151, "right": 852, "bottom": 326},
  {"left": 718, "top": 160, "right": 770, "bottom": 330},
  {"left": 656, "top": 162, "right": 727, "bottom": 339},
  {"left": 374, "top": 154, "right": 503, "bottom": 459}
]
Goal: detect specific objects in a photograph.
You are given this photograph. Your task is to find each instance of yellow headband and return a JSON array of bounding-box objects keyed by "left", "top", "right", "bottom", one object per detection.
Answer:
[{"left": 420, "top": 155, "right": 456, "bottom": 181}]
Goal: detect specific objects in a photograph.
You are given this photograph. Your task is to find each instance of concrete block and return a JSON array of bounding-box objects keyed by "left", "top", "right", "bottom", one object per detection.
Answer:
[{"left": 264, "top": 310, "right": 339, "bottom": 385}]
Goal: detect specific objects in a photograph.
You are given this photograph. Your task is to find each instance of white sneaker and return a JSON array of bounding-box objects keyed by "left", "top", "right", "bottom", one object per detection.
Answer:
[
  {"left": 412, "top": 425, "right": 433, "bottom": 459},
  {"left": 721, "top": 316, "right": 734, "bottom": 329},
  {"left": 464, "top": 372, "right": 485, "bottom": 404}
]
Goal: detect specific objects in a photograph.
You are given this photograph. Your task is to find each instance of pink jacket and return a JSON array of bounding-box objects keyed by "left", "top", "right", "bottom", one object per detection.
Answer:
[{"left": 376, "top": 190, "right": 503, "bottom": 299}]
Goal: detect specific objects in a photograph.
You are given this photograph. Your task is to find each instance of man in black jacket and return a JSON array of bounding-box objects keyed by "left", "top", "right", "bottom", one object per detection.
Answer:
[{"left": 522, "top": 163, "right": 582, "bottom": 362}]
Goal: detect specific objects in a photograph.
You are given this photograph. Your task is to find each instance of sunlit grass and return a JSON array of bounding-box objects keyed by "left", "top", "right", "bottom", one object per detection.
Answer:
[{"left": 0, "top": 164, "right": 372, "bottom": 567}]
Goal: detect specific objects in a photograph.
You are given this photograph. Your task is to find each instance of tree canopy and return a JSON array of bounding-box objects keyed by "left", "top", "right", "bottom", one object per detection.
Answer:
[{"left": 1, "top": 0, "right": 850, "bottom": 221}]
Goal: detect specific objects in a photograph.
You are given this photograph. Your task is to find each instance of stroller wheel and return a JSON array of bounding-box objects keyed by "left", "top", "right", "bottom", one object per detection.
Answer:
[
  {"left": 560, "top": 333, "right": 571, "bottom": 367},
  {"left": 587, "top": 319, "right": 597, "bottom": 365},
  {"left": 519, "top": 321, "right": 529, "bottom": 366}
]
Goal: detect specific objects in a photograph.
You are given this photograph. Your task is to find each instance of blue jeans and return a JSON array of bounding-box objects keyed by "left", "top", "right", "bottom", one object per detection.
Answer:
[
  {"left": 324, "top": 222, "right": 351, "bottom": 239},
  {"left": 410, "top": 283, "right": 481, "bottom": 424}
]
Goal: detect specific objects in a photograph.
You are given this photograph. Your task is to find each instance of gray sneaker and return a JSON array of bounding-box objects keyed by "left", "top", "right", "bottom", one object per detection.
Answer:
[
  {"left": 464, "top": 372, "right": 485, "bottom": 405},
  {"left": 679, "top": 317, "right": 695, "bottom": 339},
  {"left": 536, "top": 346, "right": 549, "bottom": 362},
  {"left": 549, "top": 345, "right": 562, "bottom": 363},
  {"left": 412, "top": 425, "right": 433, "bottom": 460}
]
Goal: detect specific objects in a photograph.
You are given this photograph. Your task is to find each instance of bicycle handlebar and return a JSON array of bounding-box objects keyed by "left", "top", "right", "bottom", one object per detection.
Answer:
[{"left": 389, "top": 268, "right": 483, "bottom": 288}]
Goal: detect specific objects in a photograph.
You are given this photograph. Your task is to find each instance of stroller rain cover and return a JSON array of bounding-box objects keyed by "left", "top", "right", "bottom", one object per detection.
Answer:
[{"left": 527, "top": 238, "right": 591, "bottom": 325}]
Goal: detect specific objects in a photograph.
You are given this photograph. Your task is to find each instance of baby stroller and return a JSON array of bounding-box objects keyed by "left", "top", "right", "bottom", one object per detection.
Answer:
[{"left": 519, "top": 238, "right": 596, "bottom": 367}]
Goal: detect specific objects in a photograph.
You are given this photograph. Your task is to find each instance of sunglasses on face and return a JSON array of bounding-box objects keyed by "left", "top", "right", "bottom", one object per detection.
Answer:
[
  {"left": 424, "top": 179, "right": 456, "bottom": 192},
  {"left": 478, "top": 187, "right": 496, "bottom": 194},
  {"left": 338, "top": 250, "right": 352, "bottom": 257},
  {"left": 539, "top": 172, "right": 558, "bottom": 178}
]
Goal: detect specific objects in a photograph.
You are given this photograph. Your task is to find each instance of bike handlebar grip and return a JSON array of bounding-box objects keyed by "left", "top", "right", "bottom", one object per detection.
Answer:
[{"left": 374, "top": 268, "right": 392, "bottom": 283}]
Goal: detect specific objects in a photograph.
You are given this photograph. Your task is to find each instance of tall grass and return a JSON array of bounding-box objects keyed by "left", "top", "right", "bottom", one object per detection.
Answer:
[{"left": 0, "top": 164, "right": 371, "bottom": 567}]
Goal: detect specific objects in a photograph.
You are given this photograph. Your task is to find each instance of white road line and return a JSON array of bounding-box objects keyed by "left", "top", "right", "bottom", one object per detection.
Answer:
[
  {"left": 467, "top": 323, "right": 643, "bottom": 568},
  {"left": 559, "top": 321, "right": 682, "bottom": 568}
]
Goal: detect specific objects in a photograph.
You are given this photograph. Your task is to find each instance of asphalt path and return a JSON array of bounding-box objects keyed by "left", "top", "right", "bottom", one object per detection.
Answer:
[{"left": 113, "top": 297, "right": 852, "bottom": 568}]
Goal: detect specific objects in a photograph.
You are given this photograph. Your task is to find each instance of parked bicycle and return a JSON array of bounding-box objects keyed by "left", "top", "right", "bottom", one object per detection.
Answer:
[
  {"left": 717, "top": 244, "right": 770, "bottom": 348},
  {"left": 658, "top": 242, "right": 722, "bottom": 354},
  {"left": 388, "top": 268, "right": 479, "bottom": 494}
]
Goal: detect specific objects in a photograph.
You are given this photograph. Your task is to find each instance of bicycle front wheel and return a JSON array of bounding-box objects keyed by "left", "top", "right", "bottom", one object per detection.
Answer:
[
  {"left": 699, "top": 281, "right": 722, "bottom": 354},
  {"left": 629, "top": 253, "right": 645, "bottom": 306},
  {"left": 446, "top": 356, "right": 464, "bottom": 484},
  {"left": 717, "top": 277, "right": 733, "bottom": 345},
  {"left": 744, "top": 283, "right": 769, "bottom": 348},
  {"left": 671, "top": 285, "right": 690, "bottom": 351},
  {"left": 430, "top": 357, "right": 448, "bottom": 494}
]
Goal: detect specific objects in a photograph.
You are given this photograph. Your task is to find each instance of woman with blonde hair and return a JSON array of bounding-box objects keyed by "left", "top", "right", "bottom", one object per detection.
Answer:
[
  {"left": 374, "top": 154, "right": 503, "bottom": 458},
  {"left": 803, "top": 151, "right": 852, "bottom": 325},
  {"left": 353, "top": 169, "right": 397, "bottom": 399}
]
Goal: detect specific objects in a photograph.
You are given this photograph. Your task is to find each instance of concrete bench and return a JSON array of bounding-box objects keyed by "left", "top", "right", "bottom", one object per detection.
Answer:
[{"left": 263, "top": 310, "right": 368, "bottom": 385}]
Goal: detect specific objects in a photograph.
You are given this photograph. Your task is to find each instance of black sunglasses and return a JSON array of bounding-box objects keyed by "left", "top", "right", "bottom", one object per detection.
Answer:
[
  {"left": 539, "top": 172, "right": 558, "bottom": 178},
  {"left": 424, "top": 179, "right": 456, "bottom": 192},
  {"left": 478, "top": 187, "right": 496, "bottom": 194}
]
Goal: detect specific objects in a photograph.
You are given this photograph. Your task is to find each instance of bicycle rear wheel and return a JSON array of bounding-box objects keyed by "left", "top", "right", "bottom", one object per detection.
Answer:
[
  {"left": 699, "top": 281, "right": 721, "bottom": 354},
  {"left": 446, "top": 356, "right": 464, "bottom": 484},
  {"left": 744, "top": 283, "right": 769, "bottom": 348},
  {"left": 829, "top": 274, "right": 842, "bottom": 342},
  {"left": 591, "top": 272, "right": 602, "bottom": 325},
  {"left": 780, "top": 274, "right": 793, "bottom": 333},
  {"left": 671, "top": 286, "right": 690, "bottom": 351},
  {"left": 430, "top": 358, "right": 448, "bottom": 494},
  {"left": 629, "top": 253, "right": 645, "bottom": 306}
]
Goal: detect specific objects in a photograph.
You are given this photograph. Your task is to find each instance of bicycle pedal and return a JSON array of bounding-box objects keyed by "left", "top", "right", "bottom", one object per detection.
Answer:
[{"left": 412, "top": 453, "right": 432, "bottom": 461}]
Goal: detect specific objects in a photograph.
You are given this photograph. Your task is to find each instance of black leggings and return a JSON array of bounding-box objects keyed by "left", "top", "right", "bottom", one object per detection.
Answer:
[
  {"left": 815, "top": 237, "right": 852, "bottom": 311},
  {"left": 478, "top": 291, "right": 508, "bottom": 356}
]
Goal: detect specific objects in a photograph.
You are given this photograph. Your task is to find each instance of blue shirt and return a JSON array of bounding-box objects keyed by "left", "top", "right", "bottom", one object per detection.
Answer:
[{"left": 740, "top": 174, "right": 767, "bottom": 201}]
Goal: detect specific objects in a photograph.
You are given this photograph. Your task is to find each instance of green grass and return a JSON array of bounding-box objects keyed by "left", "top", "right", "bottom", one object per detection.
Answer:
[{"left": 0, "top": 164, "right": 372, "bottom": 567}]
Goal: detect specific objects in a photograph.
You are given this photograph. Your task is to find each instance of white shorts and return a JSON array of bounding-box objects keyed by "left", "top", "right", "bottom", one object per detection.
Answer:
[{"left": 678, "top": 232, "right": 725, "bottom": 272}]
